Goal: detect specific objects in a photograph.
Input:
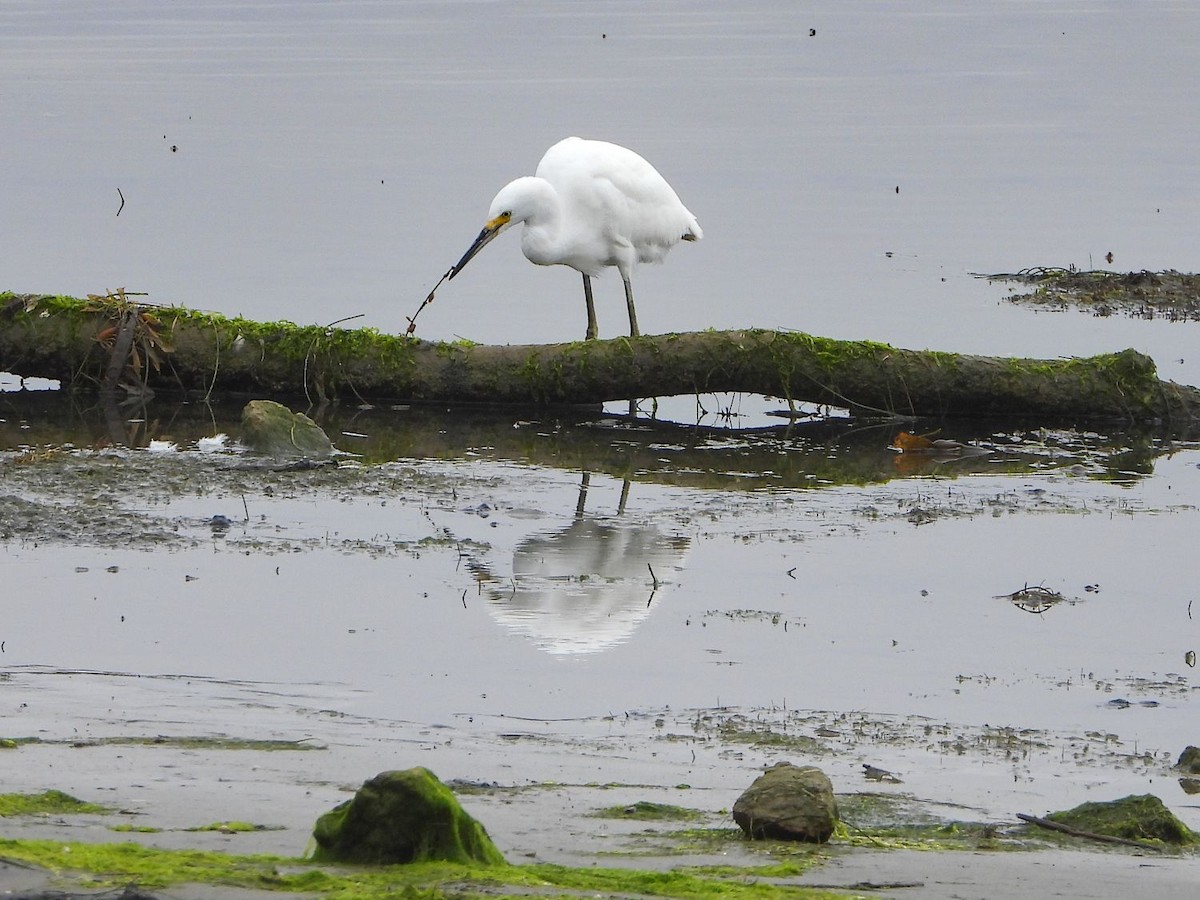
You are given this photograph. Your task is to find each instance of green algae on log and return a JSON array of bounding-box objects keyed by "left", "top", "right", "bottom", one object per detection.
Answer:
[{"left": 4, "top": 291, "right": 1200, "bottom": 423}]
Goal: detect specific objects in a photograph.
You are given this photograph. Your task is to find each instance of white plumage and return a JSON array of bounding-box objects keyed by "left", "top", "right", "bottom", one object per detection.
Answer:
[{"left": 450, "top": 137, "right": 702, "bottom": 340}]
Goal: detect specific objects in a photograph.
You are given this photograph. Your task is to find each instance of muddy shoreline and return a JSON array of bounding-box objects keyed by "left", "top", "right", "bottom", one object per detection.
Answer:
[
  {"left": 3, "top": 696, "right": 1200, "bottom": 900},
  {"left": 3, "top": 404, "right": 1199, "bottom": 897}
]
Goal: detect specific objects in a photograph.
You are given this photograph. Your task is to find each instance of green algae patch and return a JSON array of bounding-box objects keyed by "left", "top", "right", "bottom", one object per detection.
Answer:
[
  {"left": 311, "top": 767, "right": 506, "bottom": 866},
  {"left": 1045, "top": 794, "right": 1198, "bottom": 847},
  {"left": 0, "top": 838, "right": 310, "bottom": 891},
  {"left": 0, "top": 736, "right": 46, "bottom": 748},
  {"left": 590, "top": 800, "right": 708, "bottom": 821},
  {"left": 835, "top": 794, "right": 1010, "bottom": 852},
  {"left": 517, "top": 861, "right": 853, "bottom": 900},
  {"left": 185, "top": 821, "right": 284, "bottom": 834},
  {"left": 681, "top": 859, "right": 819, "bottom": 879},
  {"left": 0, "top": 790, "right": 110, "bottom": 817},
  {"left": 0, "top": 838, "right": 858, "bottom": 899}
]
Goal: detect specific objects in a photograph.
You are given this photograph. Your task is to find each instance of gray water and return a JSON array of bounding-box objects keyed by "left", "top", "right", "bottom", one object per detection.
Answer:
[
  {"left": 3, "top": 0, "right": 1200, "bottom": 833},
  {"left": 4, "top": 2, "right": 1198, "bottom": 364}
]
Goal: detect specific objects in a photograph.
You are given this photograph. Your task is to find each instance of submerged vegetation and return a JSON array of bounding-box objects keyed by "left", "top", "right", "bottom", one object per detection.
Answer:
[
  {"left": 982, "top": 268, "right": 1200, "bottom": 321},
  {"left": 590, "top": 800, "right": 709, "bottom": 821}
]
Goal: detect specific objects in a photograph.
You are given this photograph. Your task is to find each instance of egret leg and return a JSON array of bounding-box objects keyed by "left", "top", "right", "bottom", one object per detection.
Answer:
[
  {"left": 582, "top": 274, "right": 598, "bottom": 341},
  {"left": 623, "top": 278, "right": 640, "bottom": 337},
  {"left": 574, "top": 471, "right": 590, "bottom": 517}
]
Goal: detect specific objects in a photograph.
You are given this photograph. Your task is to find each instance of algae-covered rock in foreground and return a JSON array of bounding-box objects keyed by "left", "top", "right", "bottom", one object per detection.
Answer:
[
  {"left": 1048, "top": 794, "right": 1197, "bottom": 846},
  {"left": 240, "top": 399, "right": 333, "bottom": 459},
  {"left": 732, "top": 761, "right": 839, "bottom": 843},
  {"left": 311, "top": 768, "right": 505, "bottom": 865}
]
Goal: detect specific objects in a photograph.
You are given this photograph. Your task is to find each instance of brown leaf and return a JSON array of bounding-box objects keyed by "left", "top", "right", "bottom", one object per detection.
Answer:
[{"left": 890, "top": 431, "right": 935, "bottom": 452}]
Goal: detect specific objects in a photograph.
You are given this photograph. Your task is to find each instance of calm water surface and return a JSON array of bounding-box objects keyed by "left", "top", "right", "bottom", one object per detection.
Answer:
[{"left": 3, "top": 2, "right": 1198, "bottom": 359}]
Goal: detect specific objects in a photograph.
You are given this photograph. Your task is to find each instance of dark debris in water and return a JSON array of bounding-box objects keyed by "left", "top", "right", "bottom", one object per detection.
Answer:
[
  {"left": 997, "top": 584, "right": 1077, "bottom": 615},
  {"left": 0, "top": 494, "right": 184, "bottom": 548},
  {"left": 979, "top": 267, "right": 1200, "bottom": 321}
]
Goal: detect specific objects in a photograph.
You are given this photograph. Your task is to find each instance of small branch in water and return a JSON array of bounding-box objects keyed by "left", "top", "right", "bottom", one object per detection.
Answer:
[
  {"left": 116, "top": 187, "right": 125, "bottom": 216},
  {"left": 646, "top": 564, "right": 661, "bottom": 608}
]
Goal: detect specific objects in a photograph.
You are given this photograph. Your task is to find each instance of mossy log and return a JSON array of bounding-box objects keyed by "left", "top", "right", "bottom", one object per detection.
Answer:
[{"left": 4, "top": 292, "right": 1200, "bottom": 423}]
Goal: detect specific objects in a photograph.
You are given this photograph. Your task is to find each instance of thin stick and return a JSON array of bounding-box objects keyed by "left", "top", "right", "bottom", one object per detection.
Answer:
[
  {"left": 406, "top": 268, "right": 454, "bottom": 335},
  {"left": 203, "top": 320, "right": 221, "bottom": 404},
  {"left": 1016, "top": 813, "right": 1163, "bottom": 851},
  {"left": 116, "top": 187, "right": 125, "bottom": 216}
]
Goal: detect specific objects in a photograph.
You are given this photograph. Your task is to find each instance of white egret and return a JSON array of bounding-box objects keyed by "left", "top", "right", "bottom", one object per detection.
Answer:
[{"left": 448, "top": 136, "right": 702, "bottom": 340}]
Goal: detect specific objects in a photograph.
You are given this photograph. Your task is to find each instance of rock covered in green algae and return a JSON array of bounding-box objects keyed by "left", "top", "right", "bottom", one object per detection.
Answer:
[
  {"left": 1047, "top": 794, "right": 1197, "bottom": 846},
  {"left": 1176, "top": 746, "right": 1200, "bottom": 774},
  {"left": 310, "top": 768, "right": 506, "bottom": 865},
  {"left": 240, "top": 399, "right": 333, "bottom": 459},
  {"left": 732, "top": 760, "right": 839, "bottom": 843}
]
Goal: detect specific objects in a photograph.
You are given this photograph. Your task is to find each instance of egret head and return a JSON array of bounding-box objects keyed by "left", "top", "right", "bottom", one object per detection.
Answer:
[
  {"left": 449, "top": 177, "right": 548, "bottom": 279},
  {"left": 449, "top": 210, "right": 510, "bottom": 279}
]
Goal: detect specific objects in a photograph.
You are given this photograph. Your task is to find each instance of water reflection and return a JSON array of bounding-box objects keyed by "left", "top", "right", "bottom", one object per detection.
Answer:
[
  {"left": 0, "top": 393, "right": 1189, "bottom": 487},
  {"left": 470, "top": 474, "right": 690, "bottom": 655}
]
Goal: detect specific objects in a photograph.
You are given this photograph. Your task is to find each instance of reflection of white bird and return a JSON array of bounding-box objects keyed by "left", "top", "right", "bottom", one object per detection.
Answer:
[
  {"left": 481, "top": 519, "right": 690, "bottom": 656},
  {"left": 449, "top": 137, "right": 703, "bottom": 340}
]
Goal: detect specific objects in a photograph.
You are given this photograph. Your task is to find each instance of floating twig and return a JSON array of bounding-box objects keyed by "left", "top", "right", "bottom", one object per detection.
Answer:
[{"left": 116, "top": 187, "right": 125, "bottom": 216}]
